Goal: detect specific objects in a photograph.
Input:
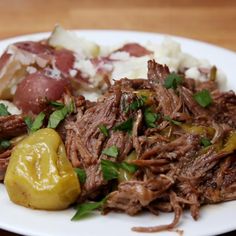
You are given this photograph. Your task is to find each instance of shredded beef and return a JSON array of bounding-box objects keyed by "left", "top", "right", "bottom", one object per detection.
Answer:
[
  {"left": 0, "top": 115, "right": 27, "bottom": 180},
  {"left": 2, "top": 59, "right": 236, "bottom": 233},
  {"left": 60, "top": 60, "right": 236, "bottom": 232},
  {"left": 0, "top": 115, "right": 27, "bottom": 139}
]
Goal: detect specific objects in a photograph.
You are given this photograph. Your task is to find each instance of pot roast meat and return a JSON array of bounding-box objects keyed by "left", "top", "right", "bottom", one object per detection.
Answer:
[
  {"left": 180, "top": 86, "right": 209, "bottom": 118},
  {"left": 1, "top": 58, "right": 236, "bottom": 233},
  {"left": 101, "top": 131, "right": 133, "bottom": 162},
  {"left": 0, "top": 115, "right": 27, "bottom": 139},
  {"left": 211, "top": 90, "right": 236, "bottom": 128},
  {"left": 198, "top": 155, "right": 236, "bottom": 203},
  {"left": 0, "top": 115, "right": 27, "bottom": 180},
  {"left": 140, "top": 134, "right": 200, "bottom": 161},
  {"left": 82, "top": 163, "right": 104, "bottom": 200},
  {"left": 147, "top": 60, "right": 180, "bottom": 117},
  {"left": 105, "top": 176, "right": 173, "bottom": 215},
  {"left": 66, "top": 90, "right": 121, "bottom": 167},
  {"left": 60, "top": 60, "right": 236, "bottom": 232},
  {"left": 147, "top": 59, "right": 170, "bottom": 85},
  {"left": 64, "top": 88, "right": 124, "bottom": 198},
  {"left": 132, "top": 192, "right": 182, "bottom": 233}
]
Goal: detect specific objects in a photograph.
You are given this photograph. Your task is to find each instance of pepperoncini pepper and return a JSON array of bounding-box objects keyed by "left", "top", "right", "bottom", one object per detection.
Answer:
[
  {"left": 4, "top": 128, "right": 80, "bottom": 210},
  {"left": 221, "top": 132, "right": 236, "bottom": 153},
  {"left": 181, "top": 124, "right": 215, "bottom": 137},
  {"left": 135, "top": 89, "right": 154, "bottom": 106}
]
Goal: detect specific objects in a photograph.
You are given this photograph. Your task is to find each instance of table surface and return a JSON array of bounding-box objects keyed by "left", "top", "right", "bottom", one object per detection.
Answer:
[{"left": 0, "top": 0, "right": 235, "bottom": 235}]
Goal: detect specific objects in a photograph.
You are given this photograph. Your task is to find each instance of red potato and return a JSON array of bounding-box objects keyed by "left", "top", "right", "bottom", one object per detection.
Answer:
[
  {"left": 14, "top": 41, "right": 53, "bottom": 56},
  {"left": 54, "top": 49, "right": 75, "bottom": 74},
  {"left": 13, "top": 70, "right": 70, "bottom": 114},
  {"left": 0, "top": 41, "right": 76, "bottom": 100},
  {"left": 15, "top": 41, "right": 75, "bottom": 74},
  {"left": 116, "top": 43, "right": 152, "bottom": 57},
  {"left": 0, "top": 52, "right": 11, "bottom": 71}
]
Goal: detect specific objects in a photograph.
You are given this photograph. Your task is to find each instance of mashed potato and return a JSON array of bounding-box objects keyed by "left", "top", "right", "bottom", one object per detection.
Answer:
[{"left": 0, "top": 100, "right": 21, "bottom": 115}]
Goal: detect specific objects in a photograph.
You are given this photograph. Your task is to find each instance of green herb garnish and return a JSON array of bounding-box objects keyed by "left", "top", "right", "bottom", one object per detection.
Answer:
[
  {"left": 98, "top": 124, "right": 109, "bottom": 137},
  {"left": 113, "top": 118, "right": 133, "bottom": 133},
  {"left": 47, "top": 101, "right": 75, "bottom": 129},
  {"left": 31, "top": 112, "right": 45, "bottom": 132},
  {"left": 164, "top": 72, "right": 183, "bottom": 90},
  {"left": 24, "top": 112, "right": 45, "bottom": 132},
  {"left": 24, "top": 116, "right": 33, "bottom": 130},
  {"left": 102, "top": 145, "right": 119, "bottom": 158},
  {"left": 74, "top": 168, "right": 86, "bottom": 184},
  {"left": 193, "top": 90, "right": 212, "bottom": 108},
  {"left": 101, "top": 159, "right": 120, "bottom": 181},
  {"left": 49, "top": 101, "right": 65, "bottom": 109},
  {"left": 0, "top": 140, "right": 11, "bottom": 149},
  {"left": 48, "top": 106, "right": 68, "bottom": 128},
  {"left": 164, "top": 115, "right": 182, "bottom": 126},
  {"left": 71, "top": 198, "right": 106, "bottom": 221},
  {"left": 67, "top": 100, "right": 75, "bottom": 114},
  {"left": 200, "top": 137, "right": 212, "bottom": 147},
  {"left": 144, "top": 108, "right": 160, "bottom": 128},
  {"left": 128, "top": 95, "right": 147, "bottom": 111},
  {"left": 120, "top": 162, "right": 138, "bottom": 174},
  {"left": 0, "top": 103, "right": 10, "bottom": 116},
  {"left": 101, "top": 159, "right": 138, "bottom": 181}
]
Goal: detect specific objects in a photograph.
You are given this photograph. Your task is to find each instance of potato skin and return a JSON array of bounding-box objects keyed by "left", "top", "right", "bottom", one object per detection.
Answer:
[
  {"left": 4, "top": 128, "right": 80, "bottom": 210},
  {"left": 13, "top": 70, "right": 70, "bottom": 114}
]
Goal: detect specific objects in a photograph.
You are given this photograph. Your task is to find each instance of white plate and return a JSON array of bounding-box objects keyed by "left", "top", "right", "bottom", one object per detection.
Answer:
[{"left": 0, "top": 30, "right": 236, "bottom": 236}]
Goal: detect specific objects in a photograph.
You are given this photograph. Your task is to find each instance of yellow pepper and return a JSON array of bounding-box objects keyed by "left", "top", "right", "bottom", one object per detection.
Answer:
[
  {"left": 4, "top": 128, "right": 80, "bottom": 210},
  {"left": 181, "top": 124, "right": 215, "bottom": 137},
  {"left": 135, "top": 89, "right": 154, "bottom": 106},
  {"left": 221, "top": 132, "right": 236, "bottom": 153}
]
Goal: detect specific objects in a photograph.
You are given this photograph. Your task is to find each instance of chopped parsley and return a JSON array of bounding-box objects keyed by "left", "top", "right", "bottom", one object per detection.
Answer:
[
  {"left": 0, "top": 103, "right": 10, "bottom": 116},
  {"left": 120, "top": 162, "right": 138, "bottom": 174},
  {"left": 47, "top": 102, "right": 74, "bottom": 129},
  {"left": 31, "top": 112, "right": 45, "bottom": 132},
  {"left": 67, "top": 100, "right": 75, "bottom": 114},
  {"left": 200, "top": 137, "right": 212, "bottom": 147},
  {"left": 101, "top": 159, "right": 120, "bottom": 181},
  {"left": 144, "top": 108, "right": 160, "bottom": 128},
  {"left": 164, "top": 72, "right": 183, "bottom": 90},
  {"left": 24, "top": 112, "right": 45, "bottom": 132},
  {"left": 101, "top": 159, "right": 138, "bottom": 181},
  {"left": 164, "top": 115, "right": 182, "bottom": 126},
  {"left": 48, "top": 106, "right": 68, "bottom": 128},
  {"left": 98, "top": 124, "right": 109, "bottom": 137},
  {"left": 71, "top": 198, "right": 106, "bottom": 221},
  {"left": 0, "top": 140, "right": 11, "bottom": 150},
  {"left": 49, "top": 101, "right": 65, "bottom": 109},
  {"left": 74, "top": 168, "right": 86, "bottom": 184},
  {"left": 24, "top": 116, "right": 33, "bottom": 130},
  {"left": 113, "top": 118, "right": 133, "bottom": 133},
  {"left": 193, "top": 90, "right": 212, "bottom": 108},
  {"left": 128, "top": 95, "right": 147, "bottom": 112},
  {"left": 102, "top": 145, "right": 119, "bottom": 158}
]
